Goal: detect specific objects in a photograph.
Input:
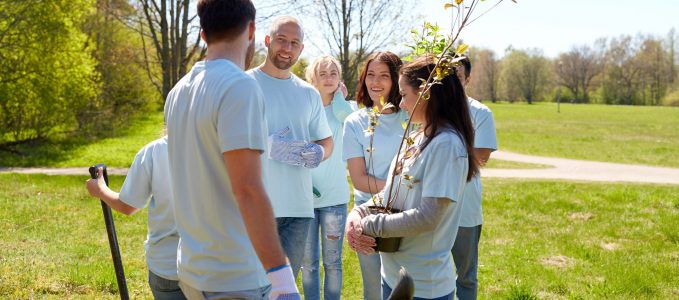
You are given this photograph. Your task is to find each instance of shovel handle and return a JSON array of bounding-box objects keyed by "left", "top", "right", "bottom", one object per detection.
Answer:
[{"left": 89, "top": 164, "right": 129, "bottom": 300}]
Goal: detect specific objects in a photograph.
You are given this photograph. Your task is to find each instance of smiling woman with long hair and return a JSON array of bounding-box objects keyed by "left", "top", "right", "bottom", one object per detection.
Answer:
[
  {"left": 345, "top": 55, "right": 479, "bottom": 300},
  {"left": 342, "top": 51, "right": 407, "bottom": 300}
]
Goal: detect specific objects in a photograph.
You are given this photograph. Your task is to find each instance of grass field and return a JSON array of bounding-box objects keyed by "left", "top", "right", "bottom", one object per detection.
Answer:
[
  {"left": 2, "top": 103, "right": 678, "bottom": 168},
  {"left": 2, "top": 174, "right": 677, "bottom": 299},
  {"left": 487, "top": 102, "right": 679, "bottom": 167},
  {"left": 0, "top": 113, "right": 165, "bottom": 168}
]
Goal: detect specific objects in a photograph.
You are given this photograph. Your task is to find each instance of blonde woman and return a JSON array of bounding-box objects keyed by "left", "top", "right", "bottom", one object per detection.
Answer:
[{"left": 301, "top": 55, "right": 354, "bottom": 300}]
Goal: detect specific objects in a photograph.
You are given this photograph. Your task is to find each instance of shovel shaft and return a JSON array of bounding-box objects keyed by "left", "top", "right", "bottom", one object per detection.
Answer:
[{"left": 90, "top": 164, "right": 129, "bottom": 300}]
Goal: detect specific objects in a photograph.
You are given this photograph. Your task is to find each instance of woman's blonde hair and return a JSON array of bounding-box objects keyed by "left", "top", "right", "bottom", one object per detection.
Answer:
[{"left": 305, "top": 55, "right": 342, "bottom": 87}]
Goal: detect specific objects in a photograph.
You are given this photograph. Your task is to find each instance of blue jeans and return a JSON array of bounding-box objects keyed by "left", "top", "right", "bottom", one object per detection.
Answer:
[
  {"left": 276, "top": 217, "right": 313, "bottom": 279},
  {"left": 148, "top": 270, "right": 186, "bottom": 300},
  {"left": 381, "top": 279, "right": 453, "bottom": 300},
  {"left": 353, "top": 199, "right": 382, "bottom": 300},
  {"left": 179, "top": 281, "right": 272, "bottom": 300},
  {"left": 451, "top": 225, "right": 482, "bottom": 300},
  {"left": 301, "top": 204, "right": 347, "bottom": 300}
]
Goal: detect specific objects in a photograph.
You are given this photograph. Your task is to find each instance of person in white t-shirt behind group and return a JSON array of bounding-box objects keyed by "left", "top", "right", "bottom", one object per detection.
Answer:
[
  {"left": 85, "top": 135, "right": 186, "bottom": 300},
  {"left": 451, "top": 56, "right": 498, "bottom": 300}
]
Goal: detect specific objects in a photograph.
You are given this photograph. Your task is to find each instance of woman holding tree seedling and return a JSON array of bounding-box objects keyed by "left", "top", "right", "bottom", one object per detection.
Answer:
[{"left": 345, "top": 55, "right": 479, "bottom": 300}]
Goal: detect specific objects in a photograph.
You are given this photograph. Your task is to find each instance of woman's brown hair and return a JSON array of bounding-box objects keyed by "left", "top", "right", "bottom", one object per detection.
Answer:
[
  {"left": 399, "top": 55, "right": 479, "bottom": 181},
  {"left": 355, "top": 51, "right": 402, "bottom": 110}
]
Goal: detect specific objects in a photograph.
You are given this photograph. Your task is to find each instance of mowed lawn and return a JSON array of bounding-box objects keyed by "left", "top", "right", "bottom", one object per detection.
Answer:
[
  {"left": 2, "top": 103, "right": 678, "bottom": 168},
  {"left": 0, "top": 113, "right": 166, "bottom": 168},
  {"left": 1, "top": 174, "right": 677, "bottom": 299},
  {"left": 487, "top": 102, "right": 679, "bottom": 168}
]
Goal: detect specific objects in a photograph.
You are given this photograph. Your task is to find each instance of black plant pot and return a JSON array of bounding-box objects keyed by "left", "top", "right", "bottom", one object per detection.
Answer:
[{"left": 367, "top": 206, "right": 403, "bottom": 253}]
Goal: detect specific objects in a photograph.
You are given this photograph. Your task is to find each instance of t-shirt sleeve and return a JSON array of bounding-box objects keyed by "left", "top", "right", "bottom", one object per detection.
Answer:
[
  {"left": 342, "top": 117, "right": 365, "bottom": 161},
  {"left": 217, "top": 78, "right": 268, "bottom": 153},
  {"left": 421, "top": 137, "right": 468, "bottom": 202},
  {"left": 474, "top": 109, "right": 498, "bottom": 151},
  {"left": 119, "top": 146, "right": 153, "bottom": 209},
  {"left": 308, "top": 89, "right": 332, "bottom": 141}
]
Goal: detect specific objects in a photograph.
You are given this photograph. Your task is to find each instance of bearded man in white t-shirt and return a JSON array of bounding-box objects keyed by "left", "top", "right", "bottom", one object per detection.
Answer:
[
  {"left": 247, "top": 16, "right": 333, "bottom": 280},
  {"left": 163, "top": 1, "right": 299, "bottom": 299}
]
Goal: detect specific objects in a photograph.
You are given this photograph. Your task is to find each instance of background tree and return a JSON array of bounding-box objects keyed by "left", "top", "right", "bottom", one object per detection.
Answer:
[
  {"left": 305, "top": 0, "right": 415, "bottom": 96},
  {"left": 499, "top": 48, "right": 550, "bottom": 104},
  {"left": 467, "top": 48, "right": 500, "bottom": 102},
  {"left": 0, "top": 0, "right": 98, "bottom": 148},
  {"left": 80, "top": 0, "right": 159, "bottom": 133},
  {"left": 136, "top": 0, "right": 204, "bottom": 100},
  {"left": 599, "top": 35, "right": 644, "bottom": 105},
  {"left": 554, "top": 44, "right": 603, "bottom": 103}
]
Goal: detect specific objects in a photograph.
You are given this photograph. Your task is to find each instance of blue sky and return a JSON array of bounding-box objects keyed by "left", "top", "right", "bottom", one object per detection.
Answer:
[{"left": 420, "top": 0, "right": 679, "bottom": 57}]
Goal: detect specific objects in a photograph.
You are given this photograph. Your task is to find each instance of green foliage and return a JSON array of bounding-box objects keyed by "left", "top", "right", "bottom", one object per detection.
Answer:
[
  {"left": 0, "top": 0, "right": 99, "bottom": 144},
  {"left": 403, "top": 22, "right": 449, "bottom": 61},
  {"left": 78, "top": 0, "right": 161, "bottom": 134},
  {"left": 290, "top": 57, "right": 308, "bottom": 79},
  {"left": 498, "top": 49, "right": 551, "bottom": 104}
]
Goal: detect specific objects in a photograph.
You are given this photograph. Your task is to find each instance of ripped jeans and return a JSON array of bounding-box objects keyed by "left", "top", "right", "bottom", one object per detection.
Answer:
[{"left": 301, "top": 203, "right": 348, "bottom": 300}]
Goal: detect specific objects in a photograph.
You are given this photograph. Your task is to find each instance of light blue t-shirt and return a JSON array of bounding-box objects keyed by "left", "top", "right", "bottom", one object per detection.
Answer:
[
  {"left": 342, "top": 108, "right": 408, "bottom": 205},
  {"left": 311, "top": 92, "right": 354, "bottom": 208},
  {"left": 164, "top": 59, "right": 269, "bottom": 292},
  {"left": 459, "top": 97, "right": 497, "bottom": 227},
  {"left": 379, "top": 129, "right": 469, "bottom": 299},
  {"left": 119, "top": 136, "right": 178, "bottom": 281},
  {"left": 248, "top": 67, "right": 332, "bottom": 218}
]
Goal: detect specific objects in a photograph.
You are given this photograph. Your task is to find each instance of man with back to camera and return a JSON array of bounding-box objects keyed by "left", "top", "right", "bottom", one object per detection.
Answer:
[
  {"left": 163, "top": 1, "right": 299, "bottom": 299},
  {"left": 452, "top": 56, "right": 498, "bottom": 300},
  {"left": 247, "top": 16, "right": 333, "bottom": 279}
]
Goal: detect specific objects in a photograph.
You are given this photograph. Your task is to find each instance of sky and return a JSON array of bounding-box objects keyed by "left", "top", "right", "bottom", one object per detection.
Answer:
[
  {"left": 251, "top": 0, "right": 678, "bottom": 59},
  {"left": 419, "top": 0, "right": 679, "bottom": 58}
]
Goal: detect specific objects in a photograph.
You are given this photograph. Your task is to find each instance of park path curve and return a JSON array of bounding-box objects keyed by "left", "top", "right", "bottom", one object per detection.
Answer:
[
  {"left": 483, "top": 151, "right": 679, "bottom": 185},
  {"left": 2, "top": 151, "right": 679, "bottom": 185}
]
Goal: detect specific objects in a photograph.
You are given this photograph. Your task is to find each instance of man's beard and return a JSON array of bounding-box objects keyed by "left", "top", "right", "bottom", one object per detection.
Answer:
[
  {"left": 244, "top": 38, "right": 255, "bottom": 70},
  {"left": 268, "top": 47, "right": 297, "bottom": 70}
]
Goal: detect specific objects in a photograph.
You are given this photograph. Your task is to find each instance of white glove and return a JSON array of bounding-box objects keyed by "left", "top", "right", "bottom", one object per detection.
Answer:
[
  {"left": 300, "top": 142, "right": 324, "bottom": 168},
  {"left": 268, "top": 127, "right": 306, "bottom": 167},
  {"left": 268, "top": 127, "right": 324, "bottom": 169},
  {"left": 267, "top": 265, "right": 300, "bottom": 300}
]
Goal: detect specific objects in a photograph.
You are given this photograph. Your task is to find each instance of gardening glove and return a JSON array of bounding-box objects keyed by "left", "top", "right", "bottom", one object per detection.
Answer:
[
  {"left": 300, "top": 142, "right": 324, "bottom": 168},
  {"left": 268, "top": 127, "right": 307, "bottom": 167},
  {"left": 267, "top": 264, "right": 300, "bottom": 300}
]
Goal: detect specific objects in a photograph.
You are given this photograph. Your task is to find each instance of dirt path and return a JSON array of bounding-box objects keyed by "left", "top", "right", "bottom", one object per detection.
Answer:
[
  {"left": 3, "top": 151, "right": 679, "bottom": 185},
  {"left": 484, "top": 151, "right": 679, "bottom": 185}
]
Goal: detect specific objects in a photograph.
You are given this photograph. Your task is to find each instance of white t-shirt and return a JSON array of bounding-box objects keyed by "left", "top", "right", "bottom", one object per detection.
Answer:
[
  {"left": 311, "top": 92, "right": 354, "bottom": 208},
  {"left": 459, "top": 97, "right": 497, "bottom": 227},
  {"left": 164, "top": 59, "right": 269, "bottom": 292},
  {"left": 247, "top": 67, "right": 332, "bottom": 218},
  {"left": 379, "top": 129, "right": 469, "bottom": 299},
  {"left": 342, "top": 108, "right": 408, "bottom": 205},
  {"left": 119, "top": 136, "right": 178, "bottom": 280}
]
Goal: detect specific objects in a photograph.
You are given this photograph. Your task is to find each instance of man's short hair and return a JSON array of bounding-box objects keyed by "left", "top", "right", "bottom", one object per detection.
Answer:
[
  {"left": 268, "top": 16, "right": 304, "bottom": 42},
  {"left": 197, "top": 0, "right": 255, "bottom": 44},
  {"left": 459, "top": 56, "right": 472, "bottom": 79}
]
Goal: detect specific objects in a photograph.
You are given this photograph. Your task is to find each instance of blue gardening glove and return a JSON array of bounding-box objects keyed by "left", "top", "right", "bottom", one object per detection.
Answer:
[
  {"left": 268, "top": 127, "right": 307, "bottom": 167},
  {"left": 300, "top": 142, "right": 324, "bottom": 168},
  {"left": 267, "top": 265, "right": 300, "bottom": 300}
]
